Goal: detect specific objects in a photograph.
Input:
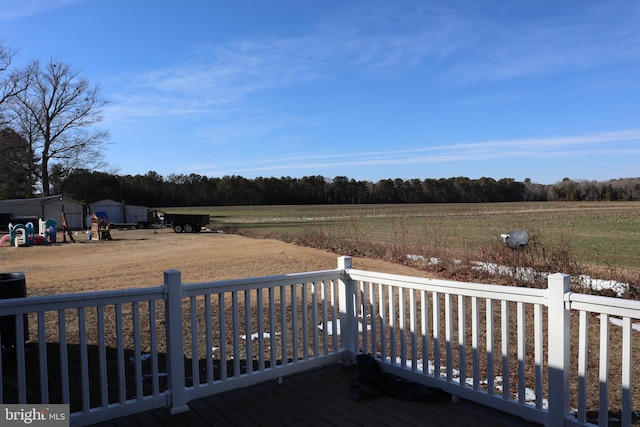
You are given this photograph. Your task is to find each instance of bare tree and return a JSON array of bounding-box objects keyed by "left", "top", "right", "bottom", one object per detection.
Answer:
[
  {"left": 0, "top": 42, "right": 29, "bottom": 126},
  {"left": 9, "top": 59, "right": 109, "bottom": 195}
]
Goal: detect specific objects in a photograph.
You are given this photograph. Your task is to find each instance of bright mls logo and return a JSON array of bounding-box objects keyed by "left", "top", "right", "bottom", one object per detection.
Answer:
[{"left": 2, "top": 405, "right": 69, "bottom": 426}]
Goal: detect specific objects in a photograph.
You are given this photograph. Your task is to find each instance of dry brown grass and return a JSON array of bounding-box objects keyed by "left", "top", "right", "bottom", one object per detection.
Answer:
[{"left": 0, "top": 227, "right": 437, "bottom": 295}]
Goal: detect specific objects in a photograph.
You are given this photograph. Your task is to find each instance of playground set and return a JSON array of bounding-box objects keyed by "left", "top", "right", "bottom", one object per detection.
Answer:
[{"left": 0, "top": 212, "right": 76, "bottom": 247}]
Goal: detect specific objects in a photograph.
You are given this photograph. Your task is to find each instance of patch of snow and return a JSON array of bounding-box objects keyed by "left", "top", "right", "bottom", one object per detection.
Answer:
[
  {"left": 408, "top": 255, "right": 630, "bottom": 296},
  {"left": 240, "top": 332, "right": 281, "bottom": 340},
  {"left": 576, "top": 275, "right": 629, "bottom": 296}
]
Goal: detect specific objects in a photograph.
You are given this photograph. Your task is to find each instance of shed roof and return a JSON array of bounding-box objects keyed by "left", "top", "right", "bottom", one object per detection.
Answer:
[{"left": 0, "top": 194, "right": 84, "bottom": 207}]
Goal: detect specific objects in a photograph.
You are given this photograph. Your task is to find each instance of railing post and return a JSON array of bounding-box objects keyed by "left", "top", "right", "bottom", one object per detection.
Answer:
[
  {"left": 338, "top": 256, "right": 357, "bottom": 364},
  {"left": 547, "top": 273, "right": 571, "bottom": 426},
  {"left": 164, "top": 270, "right": 189, "bottom": 414}
]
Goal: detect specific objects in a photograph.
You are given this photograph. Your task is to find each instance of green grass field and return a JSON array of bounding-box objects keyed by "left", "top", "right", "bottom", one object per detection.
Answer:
[{"left": 160, "top": 202, "right": 640, "bottom": 274}]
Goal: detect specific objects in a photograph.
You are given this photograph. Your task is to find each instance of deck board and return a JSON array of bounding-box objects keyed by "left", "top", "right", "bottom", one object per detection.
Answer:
[{"left": 89, "top": 363, "right": 542, "bottom": 427}]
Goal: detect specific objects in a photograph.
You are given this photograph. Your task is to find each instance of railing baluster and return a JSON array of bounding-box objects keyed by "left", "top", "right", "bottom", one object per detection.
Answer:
[
  {"left": 471, "top": 296, "right": 479, "bottom": 390},
  {"left": 486, "top": 298, "right": 494, "bottom": 395},
  {"left": 389, "top": 285, "right": 396, "bottom": 364},
  {"left": 433, "top": 291, "right": 440, "bottom": 379},
  {"left": 133, "top": 302, "right": 143, "bottom": 399},
  {"left": 115, "top": 303, "right": 125, "bottom": 404},
  {"left": 15, "top": 314, "right": 27, "bottom": 403},
  {"left": 232, "top": 291, "right": 240, "bottom": 376},
  {"left": 370, "top": 282, "right": 377, "bottom": 359},
  {"left": 280, "top": 285, "right": 287, "bottom": 365},
  {"left": 578, "top": 310, "right": 589, "bottom": 424},
  {"left": 410, "top": 289, "right": 417, "bottom": 371},
  {"left": 622, "top": 317, "right": 632, "bottom": 427},
  {"left": 534, "top": 303, "right": 543, "bottom": 411},
  {"left": 331, "top": 280, "right": 338, "bottom": 352},
  {"left": 269, "top": 286, "right": 277, "bottom": 363},
  {"left": 291, "top": 284, "right": 298, "bottom": 363},
  {"left": 204, "top": 294, "right": 213, "bottom": 384},
  {"left": 97, "top": 305, "right": 108, "bottom": 408},
  {"left": 190, "top": 296, "right": 199, "bottom": 387},
  {"left": 517, "top": 301, "right": 525, "bottom": 405},
  {"left": 245, "top": 289, "right": 253, "bottom": 373},
  {"left": 321, "top": 281, "right": 328, "bottom": 355},
  {"left": 218, "top": 293, "right": 227, "bottom": 380},
  {"left": 78, "top": 307, "right": 90, "bottom": 411},
  {"left": 399, "top": 286, "right": 407, "bottom": 366},
  {"left": 301, "top": 283, "right": 308, "bottom": 360},
  {"left": 445, "top": 293, "right": 453, "bottom": 381},
  {"left": 421, "top": 290, "right": 428, "bottom": 376},
  {"left": 37, "top": 312, "right": 49, "bottom": 403},
  {"left": 360, "top": 281, "right": 368, "bottom": 355},
  {"left": 257, "top": 289, "right": 265, "bottom": 370},
  {"left": 501, "top": 300, "right": 510, "bottom": 399},
  {"left": 312, "top": 282, "right": 318, "bottom": 357},
  {"left": 164, "top": 269, "right": 187, "bottom": 414},
  {"left": 149, "top": 300, "right": 160, "bottom": 396},
  {"left": 458, "top": 295, "right": 466, "bottom": 388},
  {"left": 379, "top": 284, "right": 386, "bottom": 362},
  {"left": 599, "top": 314, "right": 609, "bottom": 427},
  {"left": 59, "top": 309, "right": 70, "bottom": 404}
]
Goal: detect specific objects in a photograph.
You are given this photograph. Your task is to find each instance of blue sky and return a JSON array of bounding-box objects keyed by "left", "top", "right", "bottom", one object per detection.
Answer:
[{"left": 2, "top": 0, "right": 639, "bottom": 184}]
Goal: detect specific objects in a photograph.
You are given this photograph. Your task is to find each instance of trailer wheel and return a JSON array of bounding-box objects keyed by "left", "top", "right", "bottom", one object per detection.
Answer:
[
  {"left": 194, "top": 225, "right": 202, "bottom": 233},
  {"left": 173, "top": 225, "right": 183, "bottom": 233},
  {"left": 183, "top": 224, "right": 194, "bottom": 233},
  {"left": 136, "top": 222, "right": 146, "bottom": 229}
]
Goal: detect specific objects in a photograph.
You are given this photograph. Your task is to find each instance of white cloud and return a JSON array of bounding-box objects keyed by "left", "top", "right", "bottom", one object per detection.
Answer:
[
  {"left": 189, "top": 130, "right": 640, "bottom": 177},
  {"left": 0, "top": 0, "right": 85, "bottom": 21}
]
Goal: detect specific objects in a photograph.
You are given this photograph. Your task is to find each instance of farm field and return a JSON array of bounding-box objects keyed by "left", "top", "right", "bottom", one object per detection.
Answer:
[{"left": 162, "top": 201, "right": 640, "bottom": 274}]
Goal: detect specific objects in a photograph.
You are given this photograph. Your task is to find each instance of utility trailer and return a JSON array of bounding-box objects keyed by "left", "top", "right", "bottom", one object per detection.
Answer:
[{"left": 163, "top": 213, "right": 210, "bottom": 233}]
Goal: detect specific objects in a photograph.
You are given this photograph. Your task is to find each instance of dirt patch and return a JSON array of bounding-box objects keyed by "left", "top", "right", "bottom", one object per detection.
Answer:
[{"left": 0, "top": 228, "right": 435, "bottom": 295}]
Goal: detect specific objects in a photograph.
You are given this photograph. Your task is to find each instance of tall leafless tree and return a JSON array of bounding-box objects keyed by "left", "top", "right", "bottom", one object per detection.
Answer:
[
  {"left": 9, "top": 59, "right": 109, "bottom": 195},
  {"left": 1, "top": 42, "right": 29, "bottom": 126}
]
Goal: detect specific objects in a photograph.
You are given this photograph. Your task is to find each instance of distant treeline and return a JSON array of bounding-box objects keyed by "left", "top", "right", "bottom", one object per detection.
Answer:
[{"left": 50, "top": 170, "right": 640, "bottom": 207}]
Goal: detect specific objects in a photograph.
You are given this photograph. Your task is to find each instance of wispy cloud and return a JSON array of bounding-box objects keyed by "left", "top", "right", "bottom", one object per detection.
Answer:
[
  {"left": 191, "top": 130, "right": 640, "bottom": 177},
  {"left": 0, "top": 0, "right": 85, "bottom": 21},
  {"left": 105, "top": 1, "right": 640, "bottom": 124},
  {"left": 448, "top": 3, "right": 640, "bottom": 83}
]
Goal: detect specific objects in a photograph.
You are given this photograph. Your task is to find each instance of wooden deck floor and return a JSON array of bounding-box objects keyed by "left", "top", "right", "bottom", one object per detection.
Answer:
[{"left": 90, "top": 364, "right": 542, "bottom": 427}]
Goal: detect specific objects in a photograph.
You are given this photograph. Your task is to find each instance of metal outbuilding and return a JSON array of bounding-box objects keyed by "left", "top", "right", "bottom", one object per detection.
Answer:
[
  {"left": 88, "top": 199, "right": 150, "bottom": 225},
  {"left": 0, "top": 195, "right": 85, "bottom": 230}
]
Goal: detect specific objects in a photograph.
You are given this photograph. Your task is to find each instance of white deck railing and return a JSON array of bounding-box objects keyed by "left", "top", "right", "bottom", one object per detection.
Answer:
[{"left": 0, "top": 256, "right": 638, "bottom": 427}]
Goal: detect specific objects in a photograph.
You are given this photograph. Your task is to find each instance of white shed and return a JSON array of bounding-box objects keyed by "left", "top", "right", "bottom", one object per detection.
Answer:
[{"left": 0, "top": 195, "right": 85, "bottom": 230}]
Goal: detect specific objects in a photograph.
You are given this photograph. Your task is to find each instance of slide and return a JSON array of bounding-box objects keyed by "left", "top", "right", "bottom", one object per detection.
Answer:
[{"left": 0, "top": 234, "right": 10, "bottom": 246}]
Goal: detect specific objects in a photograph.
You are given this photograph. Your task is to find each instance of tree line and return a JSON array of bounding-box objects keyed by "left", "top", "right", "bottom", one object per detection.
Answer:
[{"left": 34, "top": 169, "right": 640, "bottom": 207}]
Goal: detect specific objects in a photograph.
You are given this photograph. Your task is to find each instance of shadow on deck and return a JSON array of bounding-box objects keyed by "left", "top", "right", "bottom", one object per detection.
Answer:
[{"left": 90, "top": 363, "right": 542, "bottom": 427}]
